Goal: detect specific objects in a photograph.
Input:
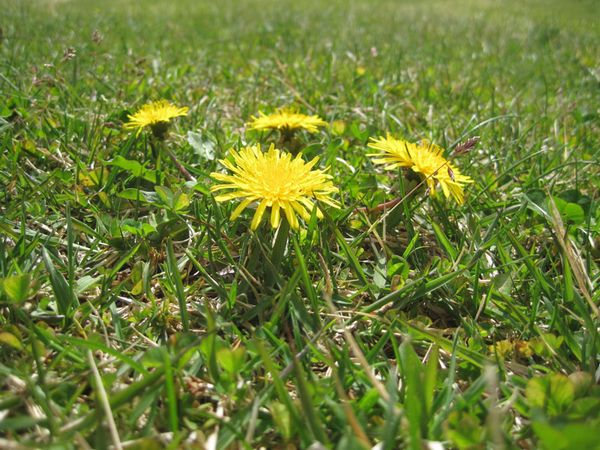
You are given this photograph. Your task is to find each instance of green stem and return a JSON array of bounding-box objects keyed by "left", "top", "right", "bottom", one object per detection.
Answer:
[
  {"left": 150, "top": 139, "right": 163, "bottom": 186},
  {"left": 266, "top": 218, "right": 291, "bottom": 288},
  {"left": 278, "top": 129, "right": 299, "bottom": 153},
  {"left": 166, "top": 239, "right": 189, "bottom": 332},
  {"left": 163, "top": 350, "right": 179, "bottom": 433},
  {"left": 398, "top": 171, "right": 416, "bottom": 237}
]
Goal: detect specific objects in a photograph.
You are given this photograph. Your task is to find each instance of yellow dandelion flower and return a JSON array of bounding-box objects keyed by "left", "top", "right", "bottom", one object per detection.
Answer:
[
  {"left": 210, "top": 144, "right": 339, "bottom": 230},
  {"left": 489, "top": 339, "right": 514, "bottom": 358},
  {"left": 247, "top": 109, "right": 327, "bottom": 134},
  {"left": 368, "top": 134, "right": 417, "bottom": 169},
  {"left": 124, "top": 100, "right": 188, "bottom": 137},
  {"left": 368, "top": 135, "right": 473, "bottom": 204}
]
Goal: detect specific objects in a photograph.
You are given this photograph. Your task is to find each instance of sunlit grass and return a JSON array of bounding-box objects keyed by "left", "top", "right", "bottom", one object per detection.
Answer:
[{"left": 0, "top": 0, "right": 598, "bottom": 448}]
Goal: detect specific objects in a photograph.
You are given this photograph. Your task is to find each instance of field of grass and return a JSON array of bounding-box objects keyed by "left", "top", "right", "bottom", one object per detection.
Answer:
[{"left": 1, "top": 0, "right": 599, "bottom": 448}]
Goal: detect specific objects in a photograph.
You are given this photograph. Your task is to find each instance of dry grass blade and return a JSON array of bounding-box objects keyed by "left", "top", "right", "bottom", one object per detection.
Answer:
[
  {"left": 547, "top": 195, "right": 599, "bottom": 318},
  {"left": 87, "top": 350, "right": 123, "bottom": 450}
]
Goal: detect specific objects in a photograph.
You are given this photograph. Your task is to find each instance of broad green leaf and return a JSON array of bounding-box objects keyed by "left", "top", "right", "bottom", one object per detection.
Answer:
[
  {"left": 107, "top": 155, "right": 157, "bottom": 183},
  {"left": 42, "top": 248, "right": 76, "bottom": 319},
  {"left": 0, "top": 416, "right": 44, "bottom": 431},
  {"left": 165, "top": 239, "right": 189, "bottom": 332},
  {"left": 121, "top": 219, "right": 156, "bottom": 237},
  {"left": 559, "top": 189, "right": 593, "bottom": 216},
  {"left": 400, "top": 341, "right": 425, "bottom": 447},
  {"left": 75, "top": 275, "right": 101, "bottom": 295},
  {"left": 269, "top": 401, "right": 293, "bottom": 440},
  {"left": 187, "top": 131, "right": 215, "bottom": 160},
  {"left": 217, "top": 347, "right": 246, "bottom": 376},
  {"left": 532, "top": 420, "right": 600, "bottom": 450},
  {"left": 431, "top": 222, "right": 458, "bottom": 260},
  {"left": 445, "top": 411, "right": 485, "bottom": 449},
  {"left": 172, "top": 191, "right": 190, "bottom": 212},
  {"left": 550, "top": 197, "right": 585, "bottom": 225},
  {"left": 0, "top": 331, "right": 23, "bottom": 350},
  {"left": 155, "top": 186, "right": 173, "bottom": 205},
  {"left": 117, "top": 188, "right": 158, "bottom": 203},
  {"left": 2, "top": 273, "right": 31, "bottom": 304},
  {"left": 526, "top": 373, "right": 575, "bottom": 416}
]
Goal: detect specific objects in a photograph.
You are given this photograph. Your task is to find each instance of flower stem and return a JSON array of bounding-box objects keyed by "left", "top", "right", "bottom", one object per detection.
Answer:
[
  {"left": 150, "top": 139, "right": 163, "bottom": 185},
  {"left": 151, "top": 138, "right": 196, "bottom": 183},
  {"left": 397, "top": 172, "right": 416, "bottom": 236},
  {"left": 266, "top": 218, "right": 290, "bottom": 288},
  {"left": 278, "top": 129, "right": 300, "bottom": 154},
  {"left": 272, "top": 218, "right": 290, "bottom": 268},
  {"left": 164, "top": 147, "right": 196, "bottom": 182}
]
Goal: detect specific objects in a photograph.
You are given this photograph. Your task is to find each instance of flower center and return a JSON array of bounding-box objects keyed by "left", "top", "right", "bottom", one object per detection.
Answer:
[{"left": 257, "top": 165, "right": 300, "bottom": 202}]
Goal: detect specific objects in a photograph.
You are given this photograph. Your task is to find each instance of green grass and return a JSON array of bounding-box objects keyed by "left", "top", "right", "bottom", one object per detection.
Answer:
[{"left": 1, "top": 0, "right": 599, "bottom": 448}]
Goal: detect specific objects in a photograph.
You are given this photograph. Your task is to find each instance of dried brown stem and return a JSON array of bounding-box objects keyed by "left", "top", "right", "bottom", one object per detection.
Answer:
[{"left": 164, "top": 147, "right": 196, "bottom": 182}]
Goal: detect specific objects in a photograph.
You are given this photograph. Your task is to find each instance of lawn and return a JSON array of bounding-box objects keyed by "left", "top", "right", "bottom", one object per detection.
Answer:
[{"left": 1, "top": 0, "right": 599, "bottom": 448}]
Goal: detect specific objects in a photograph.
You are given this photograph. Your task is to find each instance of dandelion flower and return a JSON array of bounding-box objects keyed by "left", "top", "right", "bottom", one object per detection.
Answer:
[
  {"left": 368, "top": 135, "right": 473, "bottom": 204},
  {"left": 124, "top": 100, "right": 188, "bottom": 138},
  {"left": 211, "top": 144, "right": 339, "bottom": 230},
  {"left": 247, "top": 109, "right": 327, "bottom": 134},
  {"left": 368, "top": 134, "right": 417, "bottom": 170}
]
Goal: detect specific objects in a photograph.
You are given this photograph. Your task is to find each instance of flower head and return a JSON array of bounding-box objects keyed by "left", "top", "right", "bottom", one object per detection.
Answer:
[
  {"left": 124, "top": 100, "right": 188, "bottom": 138},
  {"left": 368, "top": 134, "right": 473, "bottom": 204},
  {"left": 211, "top": 144, "right": 339, "bottom": 230},
  {"left": 247, "top": 109, "right": 327, "bottom": 134},
  {"left": 368, "top": 134, "right": 418, "bottom": 170}
]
